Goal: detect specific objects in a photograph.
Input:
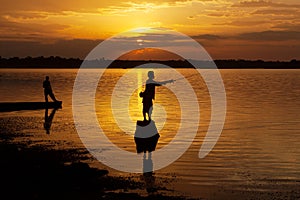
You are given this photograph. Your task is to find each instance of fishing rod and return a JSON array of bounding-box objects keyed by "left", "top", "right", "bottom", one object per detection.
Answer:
[
  {"left": 139, "top": 73, "right": 200, "bottom": 87},
  {"left": 172, "top": 73, "right": 200, "bottom": 82},
  {"left": 144, "top": 73, "right": 201, "bottom": 84}
]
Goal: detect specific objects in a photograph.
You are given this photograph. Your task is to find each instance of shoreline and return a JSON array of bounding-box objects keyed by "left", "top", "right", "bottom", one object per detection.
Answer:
[
  {"left": 0, "top": 115, "right": 197, "bottom": 200},
  {"left": 0, "top": 106, "right": 299, "bottom": 199}
]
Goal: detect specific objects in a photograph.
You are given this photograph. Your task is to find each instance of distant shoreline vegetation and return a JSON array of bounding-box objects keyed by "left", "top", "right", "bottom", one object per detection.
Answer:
[{"left": 0, "top": 56, "right": 299, "bottom": 69}]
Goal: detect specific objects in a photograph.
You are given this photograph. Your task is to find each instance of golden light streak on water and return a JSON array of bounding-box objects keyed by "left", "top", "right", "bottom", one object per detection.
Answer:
[{"left": 137, "top": 69, "right": 143, "bottom": 116}]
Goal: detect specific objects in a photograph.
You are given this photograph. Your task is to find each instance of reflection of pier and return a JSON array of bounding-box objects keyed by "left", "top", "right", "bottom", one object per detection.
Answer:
[
  {"left": 0, "top": 101, "right": 62, "bottom": 112},
  {"left": 134, "top": 120, "right": 160, "bottom": 154}
]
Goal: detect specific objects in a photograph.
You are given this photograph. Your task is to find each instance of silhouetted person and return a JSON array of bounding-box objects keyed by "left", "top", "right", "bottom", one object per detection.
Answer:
[
  {"left": 140, "top": 71, "right": 173, "bottom": 121},
  {"left": 44, "top": 108, "right": 57, "bottom": 134},
  {"left": 43, "top": 76, "right": 57, "bottom": 102}
]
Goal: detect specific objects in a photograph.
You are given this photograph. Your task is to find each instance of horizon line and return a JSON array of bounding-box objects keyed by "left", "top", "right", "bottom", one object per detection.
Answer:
[{"left": 0, "top": 56, "right": 299, "bottom": 62}]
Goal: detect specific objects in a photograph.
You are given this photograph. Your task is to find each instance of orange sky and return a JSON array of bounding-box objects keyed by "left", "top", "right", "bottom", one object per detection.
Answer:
[{"left": 0, "top": 0, "right": 299, "bottom": 60}]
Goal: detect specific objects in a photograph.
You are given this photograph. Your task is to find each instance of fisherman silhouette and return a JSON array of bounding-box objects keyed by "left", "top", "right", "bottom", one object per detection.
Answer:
[
  {"left": 43, "top": 76, "right": 58, "bottom": 102},
  {"left": 140, "top": 71, "right": 174, "bottom": 121},
  {"left": 135, "top": 71, "right": 172, "bottom": 188}
]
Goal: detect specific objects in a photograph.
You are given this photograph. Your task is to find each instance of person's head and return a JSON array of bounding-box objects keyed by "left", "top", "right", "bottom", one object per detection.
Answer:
[
  {"left": 147, "top": 71, "right": 154, "bottom": 79},
  {"left": 45, "top": 76, "right": 49, "bottom": 80}
]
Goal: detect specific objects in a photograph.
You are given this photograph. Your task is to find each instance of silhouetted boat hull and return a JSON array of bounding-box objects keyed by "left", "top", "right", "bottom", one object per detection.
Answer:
[{"left": 0, "top": 101, "right": 62, "bottom": 112}]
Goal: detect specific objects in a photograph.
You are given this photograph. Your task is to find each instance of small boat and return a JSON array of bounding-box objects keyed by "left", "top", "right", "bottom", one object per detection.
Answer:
[{"left": 0, "top": 101, "right": 62, "bottom": 112}]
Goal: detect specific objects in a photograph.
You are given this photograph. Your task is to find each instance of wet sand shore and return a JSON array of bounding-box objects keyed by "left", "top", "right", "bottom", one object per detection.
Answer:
[
  {"left": 0, "top": 116, "right": 197, "bottom": 200},
  {"left": 1, "top": 112, "right": 300, "bottom": 200}
]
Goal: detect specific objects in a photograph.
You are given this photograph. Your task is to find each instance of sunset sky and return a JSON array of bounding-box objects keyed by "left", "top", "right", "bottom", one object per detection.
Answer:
[{"left": 0, "top": 0, "right": 299, "bottom": 60}]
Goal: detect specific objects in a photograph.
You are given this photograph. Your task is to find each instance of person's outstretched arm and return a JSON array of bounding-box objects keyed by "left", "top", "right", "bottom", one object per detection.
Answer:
[{"left": 157, "top": 79, "right": 174, "bottom": 85}]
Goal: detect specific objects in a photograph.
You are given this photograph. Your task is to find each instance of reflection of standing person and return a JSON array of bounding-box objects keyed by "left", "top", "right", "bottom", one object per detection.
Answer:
[
  {"left": 44, "top": 108, "right": 57, "bottom": 134},
  {"left": 141, "top": 152, "right": 157, "bottom": 193},
  {"left": 140, "top": 71, "right": 173, "bottom": 121},
  {"left": 43, "top": 76, "right": 57, "bottom": 102}
]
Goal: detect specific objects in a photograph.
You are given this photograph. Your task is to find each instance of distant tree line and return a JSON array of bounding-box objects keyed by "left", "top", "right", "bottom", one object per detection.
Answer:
[
  {"left": 0, "top": 56, "right": 299, "bottom": 69},
  {"left": 0, "top": 56, "right": 82, "bottom": 68},
  {"left": 214, "top": 59, "right": 300, "bottom": 69}
]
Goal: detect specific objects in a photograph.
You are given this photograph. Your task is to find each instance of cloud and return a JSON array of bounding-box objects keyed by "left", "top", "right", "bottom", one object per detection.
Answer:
[
  {"left": 187, "top": 16, "right": 196, "bottom": 20},
  {"left": 252, "top": 9, "right": 300, "bottom": 16},
  {"left": 0, "top": 0, "right": 124, "bottom": 13},
  {"left": 1, "top": 10, "right": 77, "bottom": 23},
  {"left": 192, "top": 34, "right": 223, "bottom": 40},
  {"left": 0, "top": 39, "right": 101, "bottom": 58},
  {"left": 2, "top": 12, "right": 49, "bottom": 20},
  {"left": 97, "top": 2, "right": 160, "bottom": 16},
  {"left": 192, "top": 30, "right": 300, "bottom": 41},
  {"left": 96, "top": 0, "right": 225, "bottom": 16},
  {"left": 96, "top": 1, "right": 183, "bottom": 16},
  {"left": 0, "top": 16, "right": 70, "bottom": 42},
  {"left": 206, "top": 12, "right": 231, "bottom": 17},
  {"left": 112, "top": 31, "right": 199, "bottom": 49},
  {"left": 233, "top": 0, "right": 300, "bottom": 8},
  {"left": 272, "top": 23, "right": 300, "bottom": 31},
  {"left": 0, "top": 32, "right": 299, "bottom": 61},
  {"left": 236, "top": 30, "right": 300, "bottom": 41},
  {"left": 216, "top": 20, "right": 270, "bottom": 26}
]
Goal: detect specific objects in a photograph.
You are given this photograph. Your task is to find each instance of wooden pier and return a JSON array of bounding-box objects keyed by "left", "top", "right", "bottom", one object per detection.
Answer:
[{"left": 0, "top": 101, "right": 62, "bottom": 112}]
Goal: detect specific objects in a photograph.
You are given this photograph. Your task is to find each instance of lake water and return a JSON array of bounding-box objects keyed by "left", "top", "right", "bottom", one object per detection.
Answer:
[{"left": 0, "top": 68, "right": 300, "bottom": 199}]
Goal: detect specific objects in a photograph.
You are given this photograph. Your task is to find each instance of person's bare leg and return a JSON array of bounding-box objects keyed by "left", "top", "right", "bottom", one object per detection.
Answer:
[
  {"left": 45, "top": 93, "right": 48, "bottom": 103},
  {"left": 149, "top": 106, "right": 153, "bottom": 121},
  {"left": 143, "top": 110, "right": 146, "bottom": 121},
  {"left": 49, "top": 92, "right": 57, "bottom": 102},
  {"left": 146, "top": 113, "right": 150, "bottom": 121}
]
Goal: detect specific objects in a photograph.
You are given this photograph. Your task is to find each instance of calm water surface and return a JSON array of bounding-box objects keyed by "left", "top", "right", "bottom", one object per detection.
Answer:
[{"left": 0, "top": 69, "right": 299, "bottom": 199}]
